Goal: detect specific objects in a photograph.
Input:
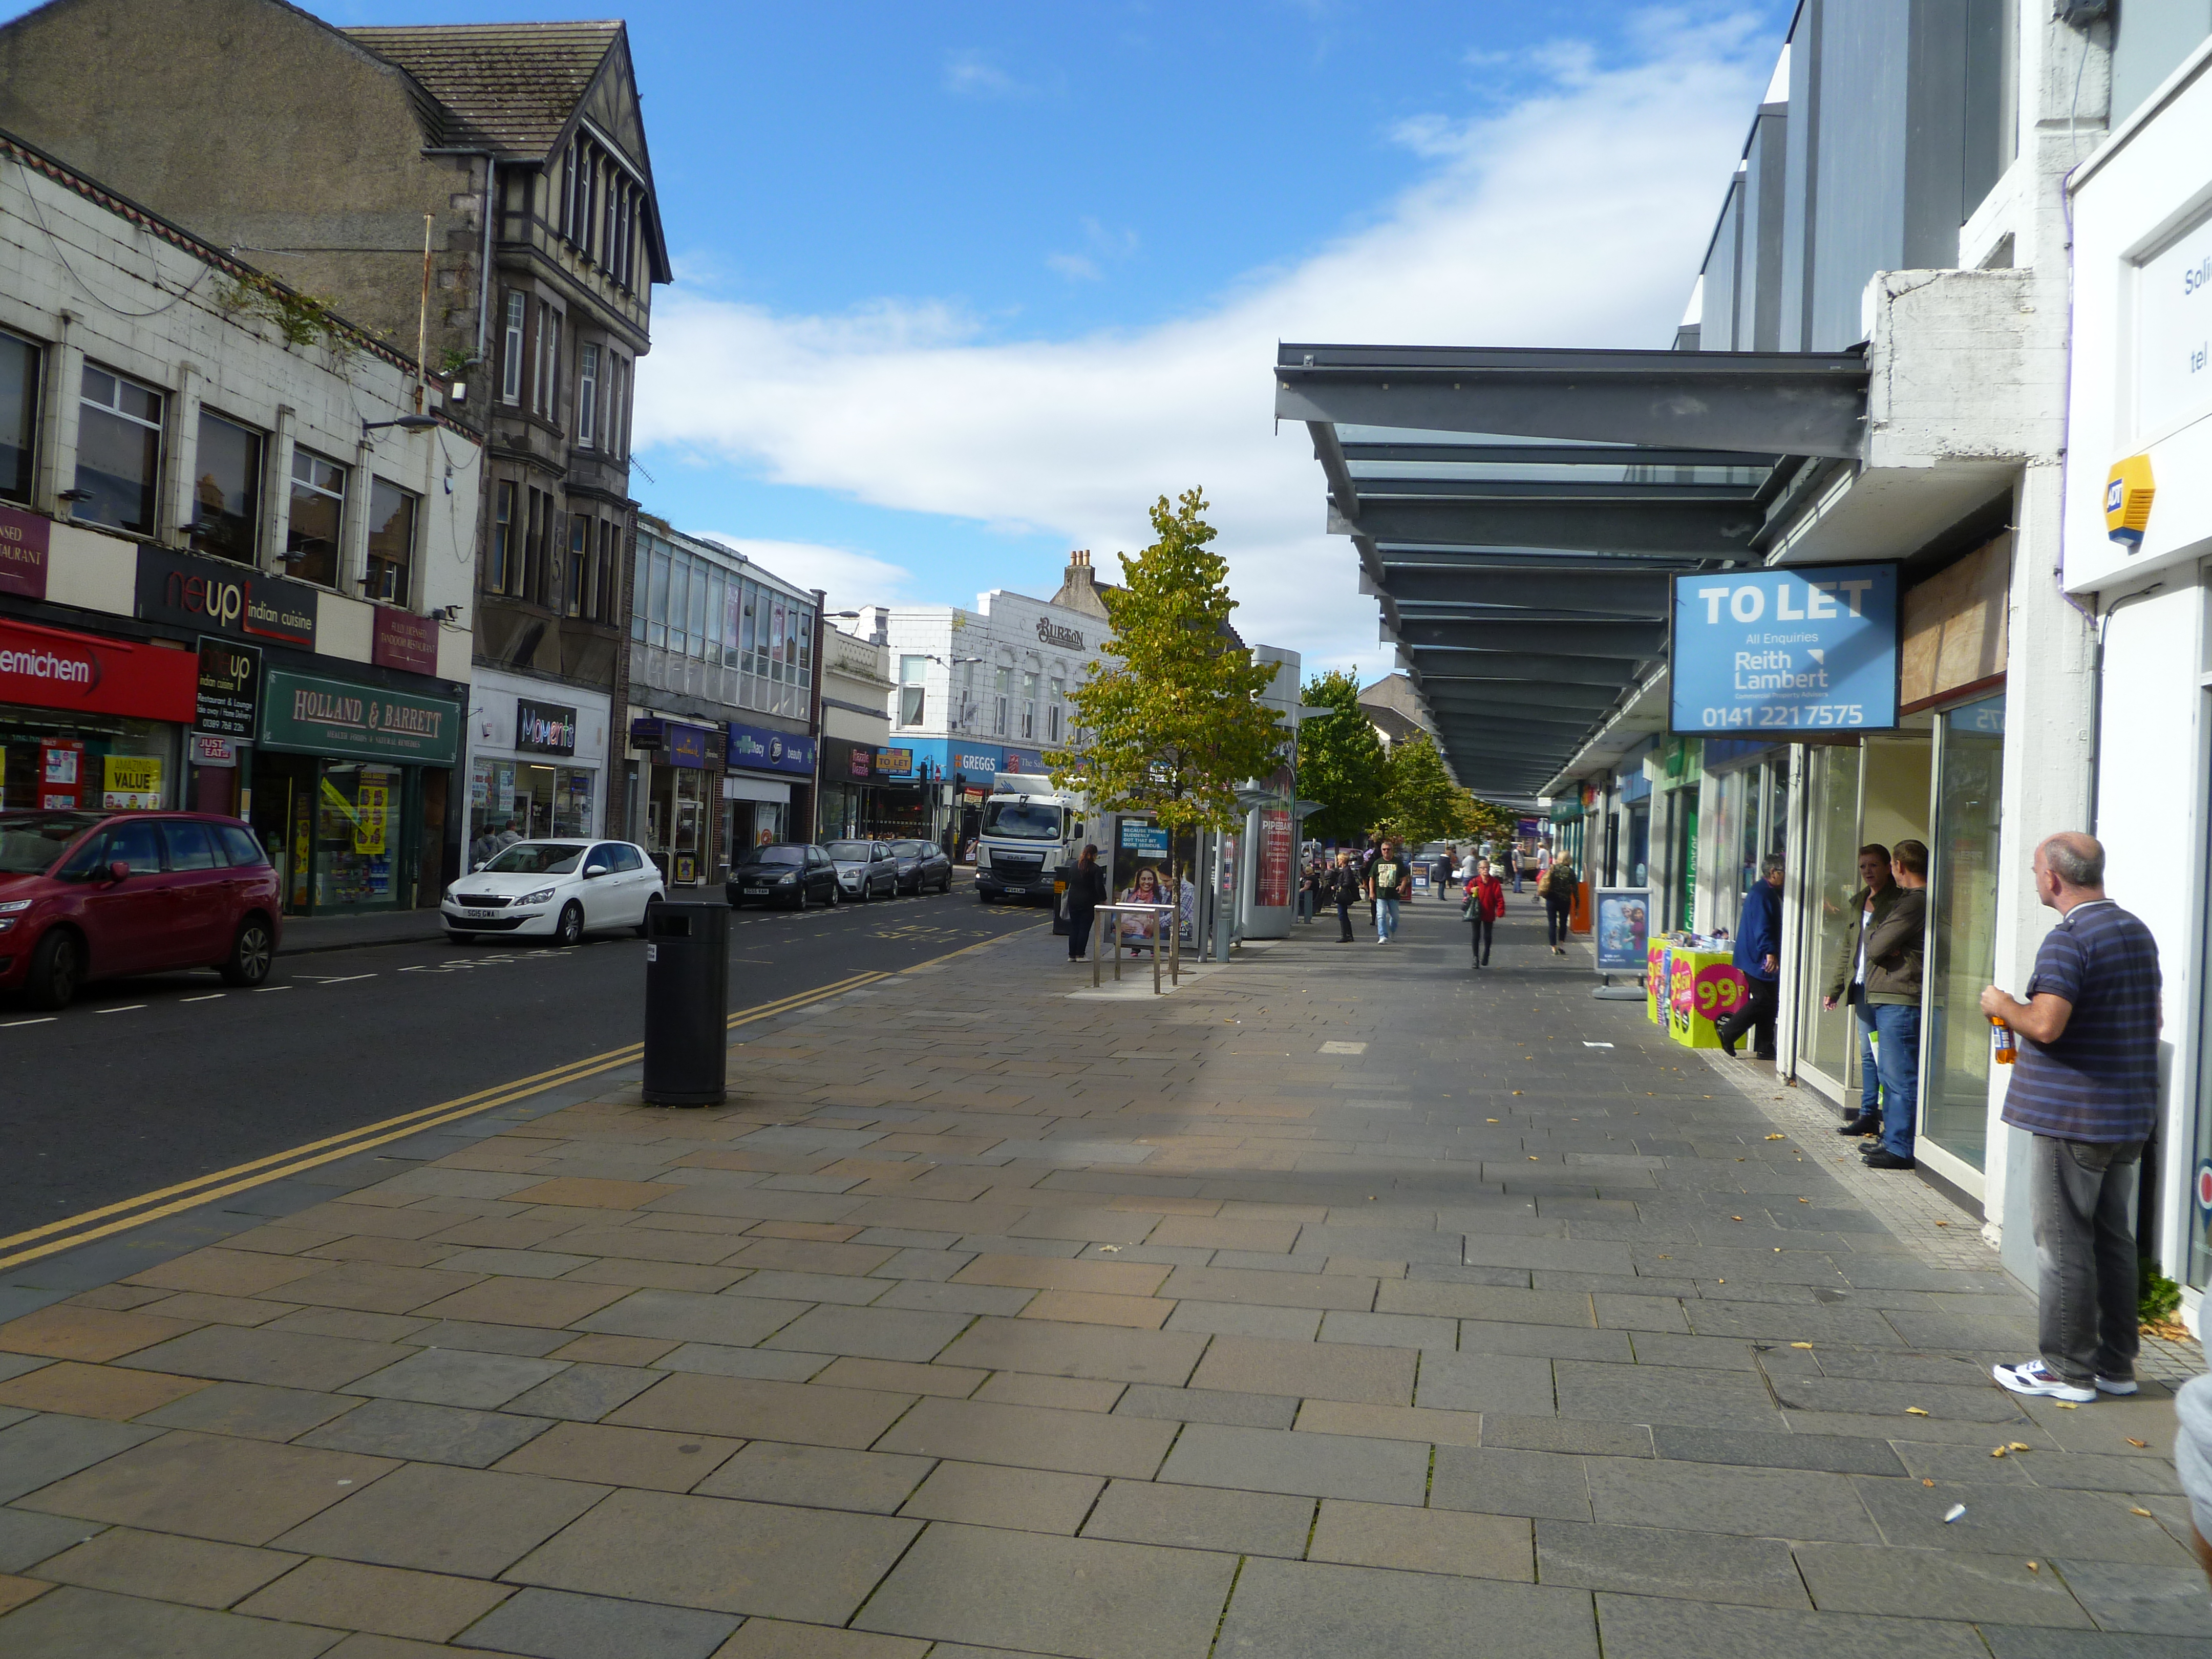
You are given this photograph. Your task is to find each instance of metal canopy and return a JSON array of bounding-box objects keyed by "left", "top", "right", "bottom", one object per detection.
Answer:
[{"left": 1278, "top": 342, "right": 1868, "bottom": 793}]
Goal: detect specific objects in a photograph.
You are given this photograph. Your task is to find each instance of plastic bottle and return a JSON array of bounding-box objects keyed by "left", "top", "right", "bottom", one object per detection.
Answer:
[{"left": 1989, "top": 1015, "right": 2015, "bottom": 1066}]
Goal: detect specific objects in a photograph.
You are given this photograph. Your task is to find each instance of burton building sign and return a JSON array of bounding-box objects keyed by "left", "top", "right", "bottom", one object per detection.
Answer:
[{"left": 1669, "top": 564, "right": 1898, "bottom": 735}]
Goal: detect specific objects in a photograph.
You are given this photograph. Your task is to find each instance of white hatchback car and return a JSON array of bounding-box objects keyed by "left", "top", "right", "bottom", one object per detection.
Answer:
[{"left": 442, "top": 839, "right": 665, "bottom": 946}]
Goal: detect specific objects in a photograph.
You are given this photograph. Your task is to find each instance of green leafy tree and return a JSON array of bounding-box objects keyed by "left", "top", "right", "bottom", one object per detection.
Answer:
[
  {"left": 1377, "top": 733, "right": 1465, "bottom": 847},
  {"left": 1048, "top": 489, "right": 1285, "bottom": 871},
  {"left": 1295, "top": 669, "right": 1387, "bottom": 842}
]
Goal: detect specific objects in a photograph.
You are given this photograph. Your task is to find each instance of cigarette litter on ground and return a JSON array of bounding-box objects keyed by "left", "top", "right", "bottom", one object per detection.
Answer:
[
  {"left": 1791, "top": 1342, "right": 1814, "bottom": 1349},
  {"left": 1943, "top": 1504, "right": 1967, "bottom": 1523},
  {"left": 2127, "top": 1438, "right": 2148, "bottom": 1448},
  {"left": 2056, "top": 1401, "right": 2079, "bottom": 1409},
  {"left": 1906, "top": 1408, "right": 1930, "bottom": 1416},
  {"left": 2133, "top": 1507, "right": 2156, "bottom": 1518}
]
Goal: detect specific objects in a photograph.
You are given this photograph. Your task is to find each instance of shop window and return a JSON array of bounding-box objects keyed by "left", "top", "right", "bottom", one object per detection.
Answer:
[
  {"left": 0, "top": 328, "right": 37, "bottom": 504},
  {"left": 286, "top": 449, "right": 346, "bottom": 588},
  {"left": 490, "top": 480, "right": 517, "bottom": 594},
  {"left": 187, "top": 410, "right": 261, "bottom": 564},
  {"left": 577, "top": 343, "right": 599, "bottom": 447},
  {"left": 365, "top": 479, "right": 417, "bottom": 605},
  {"left": 74, "top": 363, "right": 162, "bottom": 536},
  {"left": 501, "top": 292, "right": 525, "bottom": 404},
  {"left": 1923, "top": 694, "right": 2005, "bottom": 1175},
  {"left": 1795, "top": 745, "right": 1864, "bottom": 1083},
  {"left": 315, "top": 762, "right": 402, "bottom": 908},
  {"left": 1022, "top": 672, "right": 1038, "bottom": 739}
]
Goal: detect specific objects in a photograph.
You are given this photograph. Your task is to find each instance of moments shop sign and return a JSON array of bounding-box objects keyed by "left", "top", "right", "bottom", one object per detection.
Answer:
[
  {"left": 1669, "top": 565, "right": 1898, "bottom": 736},
  {"left": 261, "top": 670, "right": 460, "bottom": 764}
]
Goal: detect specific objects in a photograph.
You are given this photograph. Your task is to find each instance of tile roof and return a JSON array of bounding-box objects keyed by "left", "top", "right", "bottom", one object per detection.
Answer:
[{"left": 343, "top": 20, "right": 622, "bottom": 156}]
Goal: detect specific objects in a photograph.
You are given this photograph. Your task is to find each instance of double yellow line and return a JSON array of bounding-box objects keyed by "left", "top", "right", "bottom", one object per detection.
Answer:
[{"left": 0, "top": 969, "right": 889, "bottom": 1274}]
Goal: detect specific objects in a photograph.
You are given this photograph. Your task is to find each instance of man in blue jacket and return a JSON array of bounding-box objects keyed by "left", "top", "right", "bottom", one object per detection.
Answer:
[{"left": 1717, "top": 855, "right": 1784, "bottom": 1061}]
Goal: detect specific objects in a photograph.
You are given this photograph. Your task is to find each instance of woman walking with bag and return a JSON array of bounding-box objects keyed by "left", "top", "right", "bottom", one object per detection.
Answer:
[
  {"left": 1542, "top": 858, "right": 1578, "bottom": 955},
  {"left": 1465, "top": 857, "right": 1505, "bottom": 968},
  {"left": 1064, "top": 844, "right": 1107, "bottom": 963}
]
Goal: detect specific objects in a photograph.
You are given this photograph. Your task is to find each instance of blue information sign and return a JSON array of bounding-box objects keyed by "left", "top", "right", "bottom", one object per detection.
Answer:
[{"left": 1670, "top": 564, "right": 1898, "bottom": 735}]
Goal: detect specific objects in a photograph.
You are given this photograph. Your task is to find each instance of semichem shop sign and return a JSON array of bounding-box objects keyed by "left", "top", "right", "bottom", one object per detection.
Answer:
[
  {"left": 1668, "top": 564, "right": 1899, "bottom": 737},
  {"left": 259, "top": 668, "right": 460, "bottom": 764}
]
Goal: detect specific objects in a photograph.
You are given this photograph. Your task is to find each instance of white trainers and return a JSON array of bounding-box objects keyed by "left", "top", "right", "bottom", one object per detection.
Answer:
[
  {"left": 2096, "top": 1375, "right": 2140, "bottom": 1396},
  {"left": 1992, "top": 1360, "right": 2096, "bottom": 1403}
]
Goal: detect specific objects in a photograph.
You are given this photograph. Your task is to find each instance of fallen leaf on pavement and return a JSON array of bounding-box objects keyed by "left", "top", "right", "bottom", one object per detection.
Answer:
[
  {"left": 1765, "top": 1134, "right": 1785, "bottom": 1140},
  {"left": 1991, "top": 1447, "right": 2007, "bottom": 1458},
  {"left": 1922, "top": 1479, "right": 1935, "bottom": 1487},
  {"left": 1791, "top": 1342, "right": 1814, "bottom": 1349},
  {"left": 2133, "top": 1507, "right": 2155, "bottom": 1518},
  {"left": 2010, "top": 1442, "right": 2029, "bottom": 1452},
  {"left": 1906, "top": 1408, "right": 1930, "bottom": 1416},
  {"left": 2126, "top": 1438, "right": 2148, "bottom": 1448}
]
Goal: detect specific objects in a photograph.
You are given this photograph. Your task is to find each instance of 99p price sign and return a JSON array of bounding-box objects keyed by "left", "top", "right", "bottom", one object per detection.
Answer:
[{"left": 1670, "top": 564, "right": 1898, "bottom": 735}]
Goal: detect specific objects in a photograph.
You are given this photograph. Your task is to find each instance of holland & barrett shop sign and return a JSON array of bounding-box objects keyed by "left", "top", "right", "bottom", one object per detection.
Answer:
[
  {"left": 261, "top": 669, "right": 460, "bottom": 764},
  {"left": 1670, "top": 564, "right": 1898, "bottom": 735}
]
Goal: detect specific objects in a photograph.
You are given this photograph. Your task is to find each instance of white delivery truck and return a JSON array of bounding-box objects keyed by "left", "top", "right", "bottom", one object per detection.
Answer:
[{"left": 974, "top": 773, "right": 1088, "bottom": 905}]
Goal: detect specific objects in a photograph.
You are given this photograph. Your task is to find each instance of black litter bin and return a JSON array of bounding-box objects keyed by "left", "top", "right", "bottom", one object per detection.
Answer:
[{"left": 642, "top": 901, "right": 729, "bottom": 1105}]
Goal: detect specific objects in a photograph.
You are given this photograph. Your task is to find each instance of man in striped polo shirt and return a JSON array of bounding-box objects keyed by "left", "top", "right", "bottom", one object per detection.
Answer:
[{"left": 1981, "top": 833, "right": 2162, "bottom": 1404}]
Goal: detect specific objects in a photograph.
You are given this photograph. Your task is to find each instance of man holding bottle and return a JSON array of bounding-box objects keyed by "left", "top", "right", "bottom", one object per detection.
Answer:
[{"left": 1982, "top": 833, "right": 2162, "bottom": 1405}]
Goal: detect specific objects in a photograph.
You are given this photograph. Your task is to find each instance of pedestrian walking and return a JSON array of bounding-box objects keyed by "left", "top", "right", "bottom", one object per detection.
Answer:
[
  {"left": 1063, "top": 843, "right": 1106, "bottom": 963},
  {"left": 1506, "top": 842, "right": 1523, "bottom": 894},
  {"left": 1362, "top": 837, "right": 1380, "bottom": 927},
  {"left": 1981, "top": 833, "right": 2162, "bottom": 1404},
  {"left": 1541, "top": 857, "right": 1577, "bottom": 953},
  {"left": 1464, "top": 857, "right": 1504, "bottom": 968},
  {"left": 1716, "top": 855, "right": 1784, "bottom": 1061},
  {"left": 1441, "top": 845, "right": 1460, "bottom": 896},
  {"left": 1370, "top": 840, "right": 1408, "bottom": 943},
  {"left": 1296, "top": 855, "right": 1320, "bottom": 923},
  {"left": 1327, "top": 850, "right": 1359, "bottom": 942},
  {"left": 1821, "top": 843, "right": 1926, "bottom": 1164}
]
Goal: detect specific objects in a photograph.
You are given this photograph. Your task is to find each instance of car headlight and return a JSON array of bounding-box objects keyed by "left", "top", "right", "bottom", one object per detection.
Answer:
[
  {"left": 0, "top": 899, "right": 31, "bottom": 914},
  {"left": 775, "top": 873, "right": 796, "bottom": 884},
  {"left": 518, "top": 887, "right": 557, "bottom": 907}
]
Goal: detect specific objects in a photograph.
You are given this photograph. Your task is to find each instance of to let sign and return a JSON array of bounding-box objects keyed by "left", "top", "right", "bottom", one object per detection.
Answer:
[
  {"left": 1669, "top": 564, "right": 1898, "bottom": 735},
  {"left": 0, "top": 503, "right": 50, "bottom": 598}
]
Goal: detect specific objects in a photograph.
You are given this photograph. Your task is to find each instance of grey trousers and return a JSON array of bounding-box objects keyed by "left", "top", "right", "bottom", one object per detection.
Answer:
[{"left": 2030, "top": 1133, "right": 2143, "bottom": 1386}]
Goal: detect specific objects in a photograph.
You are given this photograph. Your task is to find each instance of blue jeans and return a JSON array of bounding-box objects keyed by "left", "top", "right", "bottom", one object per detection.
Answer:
[
  {"left": 1854, "top": 1001, "right": 1882, "bottom": 1118},
  {"left": 1376, "top": 897, "right": 1399, "bottom": 940},
  {"left": 1857, "top": 1001, "right": 1921, "bottom": 1155}
]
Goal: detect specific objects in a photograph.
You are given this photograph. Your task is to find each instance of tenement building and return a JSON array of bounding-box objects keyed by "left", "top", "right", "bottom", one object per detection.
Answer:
[
  {"left": 0, "top": 130, "right": 478, "bottom": 915},
  {"left": 0, "top": 0, "right": 669, "bottom": 844}
]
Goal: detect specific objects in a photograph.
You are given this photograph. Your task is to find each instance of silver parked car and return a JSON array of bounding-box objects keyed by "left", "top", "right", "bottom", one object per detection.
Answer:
[
  {"left": 824, "top": 839, "right": 899, "bottom": 902},
  {"left": 887, "top": 838, "right": 953, "bottom": 895}
]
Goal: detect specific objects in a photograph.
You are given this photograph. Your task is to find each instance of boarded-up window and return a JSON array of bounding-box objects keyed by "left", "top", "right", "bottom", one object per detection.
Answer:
[{"left": 1901, "top": 533, "right": 2009, "bottom": 708}]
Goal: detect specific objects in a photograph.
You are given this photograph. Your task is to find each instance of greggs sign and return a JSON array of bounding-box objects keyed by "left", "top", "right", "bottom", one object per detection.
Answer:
[{"left": 0, "top": 615, "right": 197, "bottom": 720}]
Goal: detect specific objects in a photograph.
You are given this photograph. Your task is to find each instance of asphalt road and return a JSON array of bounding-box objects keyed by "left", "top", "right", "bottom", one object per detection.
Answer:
[{"left": 0, "top": 878, "right": 1049, "bottom": 1239}]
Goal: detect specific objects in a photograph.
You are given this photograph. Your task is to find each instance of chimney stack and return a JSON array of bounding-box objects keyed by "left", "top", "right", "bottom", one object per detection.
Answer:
[{"left": 1051, "top": 549, "right": 1110, "bottom": 620}]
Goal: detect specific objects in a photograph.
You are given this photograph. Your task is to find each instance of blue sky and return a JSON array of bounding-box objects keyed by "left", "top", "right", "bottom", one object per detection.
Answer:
[{"left": 17, "top": 0, "right": 1795, "bottom": 671}]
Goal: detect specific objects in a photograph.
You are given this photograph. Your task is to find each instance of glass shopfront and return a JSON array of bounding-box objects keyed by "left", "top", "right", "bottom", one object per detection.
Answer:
[
  {"left": 470, "top": 757, "right": 595, "bottom": 852},
  {"left": 1, "top": 708, "right": 176, "bottom": 812},
  {"left": 251, "top": 668, "right": 459, "bottom": 914},
  {"left": 1921, "top": 694, "right": 2005, "bottom": 1176},
  {"left": 1796, "top": 744, "right": 1864, "bottom": 1083}
]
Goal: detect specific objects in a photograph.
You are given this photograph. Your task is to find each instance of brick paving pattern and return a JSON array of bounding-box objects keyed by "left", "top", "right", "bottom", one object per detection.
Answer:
[{"left": 0, "top": 897, "right": 2203, "bottom": 1656}]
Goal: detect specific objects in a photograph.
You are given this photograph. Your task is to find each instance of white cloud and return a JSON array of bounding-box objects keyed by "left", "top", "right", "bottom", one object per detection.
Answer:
[
  {"left": 1045, "top": 217, "right": 1140, "bottom": 283},
  {"left": 637, "top": 14, "right": 1772, "bottom": 676},
  {"left": 943, "top": 50, "right": 1028, "bottom": 98},
  {"left": 696, "top": 536, "right": 917, "bottom": 618},
  {"left": 1045, "top": 251, "right": 1102, "bottom": 282}
]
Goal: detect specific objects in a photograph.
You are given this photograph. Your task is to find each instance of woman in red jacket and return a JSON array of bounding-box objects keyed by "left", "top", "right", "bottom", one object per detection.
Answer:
[{"left": 1466, "top": 857, "right": 1506, "bottom": 968}]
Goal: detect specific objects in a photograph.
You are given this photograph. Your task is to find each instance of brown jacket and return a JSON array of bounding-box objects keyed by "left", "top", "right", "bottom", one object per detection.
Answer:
[{"left": 1823, "top": 884, "right": 1926, "bottom": 1007}]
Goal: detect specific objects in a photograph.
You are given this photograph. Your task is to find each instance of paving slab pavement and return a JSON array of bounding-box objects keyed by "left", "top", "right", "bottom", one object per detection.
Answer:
[{"left": 0, "top": 897, "right": 2206, "bottom": 1654}]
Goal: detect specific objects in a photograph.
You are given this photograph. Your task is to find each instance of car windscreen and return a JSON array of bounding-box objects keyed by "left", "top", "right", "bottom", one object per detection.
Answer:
[
  {"left": 481, "top": 842, "right": 585, "bottom": 875},
  {"left": 0, "top": 813, "right": 102, "bottom": 874},
  {"left": 981, "top": 802, "right": 1063, "bottom": 840},
  {"left": 825, "top": 842, "right": 874, "bottom": 861},
  {"left": 745, "top": 847, "right": 804, "bottom": 866}
]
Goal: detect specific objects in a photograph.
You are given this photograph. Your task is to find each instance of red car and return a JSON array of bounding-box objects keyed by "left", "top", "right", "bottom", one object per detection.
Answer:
[{"left": 0, "top": 810, "right": 282, "bottom": 1010}]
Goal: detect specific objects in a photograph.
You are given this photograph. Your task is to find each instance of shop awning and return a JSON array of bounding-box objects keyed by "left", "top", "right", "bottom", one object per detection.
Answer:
[{"left": 1276, "top": 344, "right": 1869, "bottom": 793}]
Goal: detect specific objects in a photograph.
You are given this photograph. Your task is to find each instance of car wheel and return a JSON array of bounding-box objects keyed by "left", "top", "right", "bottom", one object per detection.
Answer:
[
  {"left": 827, "top": 883, "right": 840, "bottom": 906},
  {"left": 635, "top": 895, "right": 662, "bottom": 939},
  {"left": 795, "top": 885, "right": 809, "bottom": 911},
  {"left": 218, "top": 917, "right": 275, "bottom": 987},
  {"left": 23, "top": 927, "right": 83, "bottom": 1011},
  {"left": 556, "top": 902, "right": 584, "bottom": 948}
]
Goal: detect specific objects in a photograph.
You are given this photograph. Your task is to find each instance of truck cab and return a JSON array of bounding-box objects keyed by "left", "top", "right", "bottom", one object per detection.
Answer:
[{"left": 974, "top": 774, "right": 1086, "bottom": 904}]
